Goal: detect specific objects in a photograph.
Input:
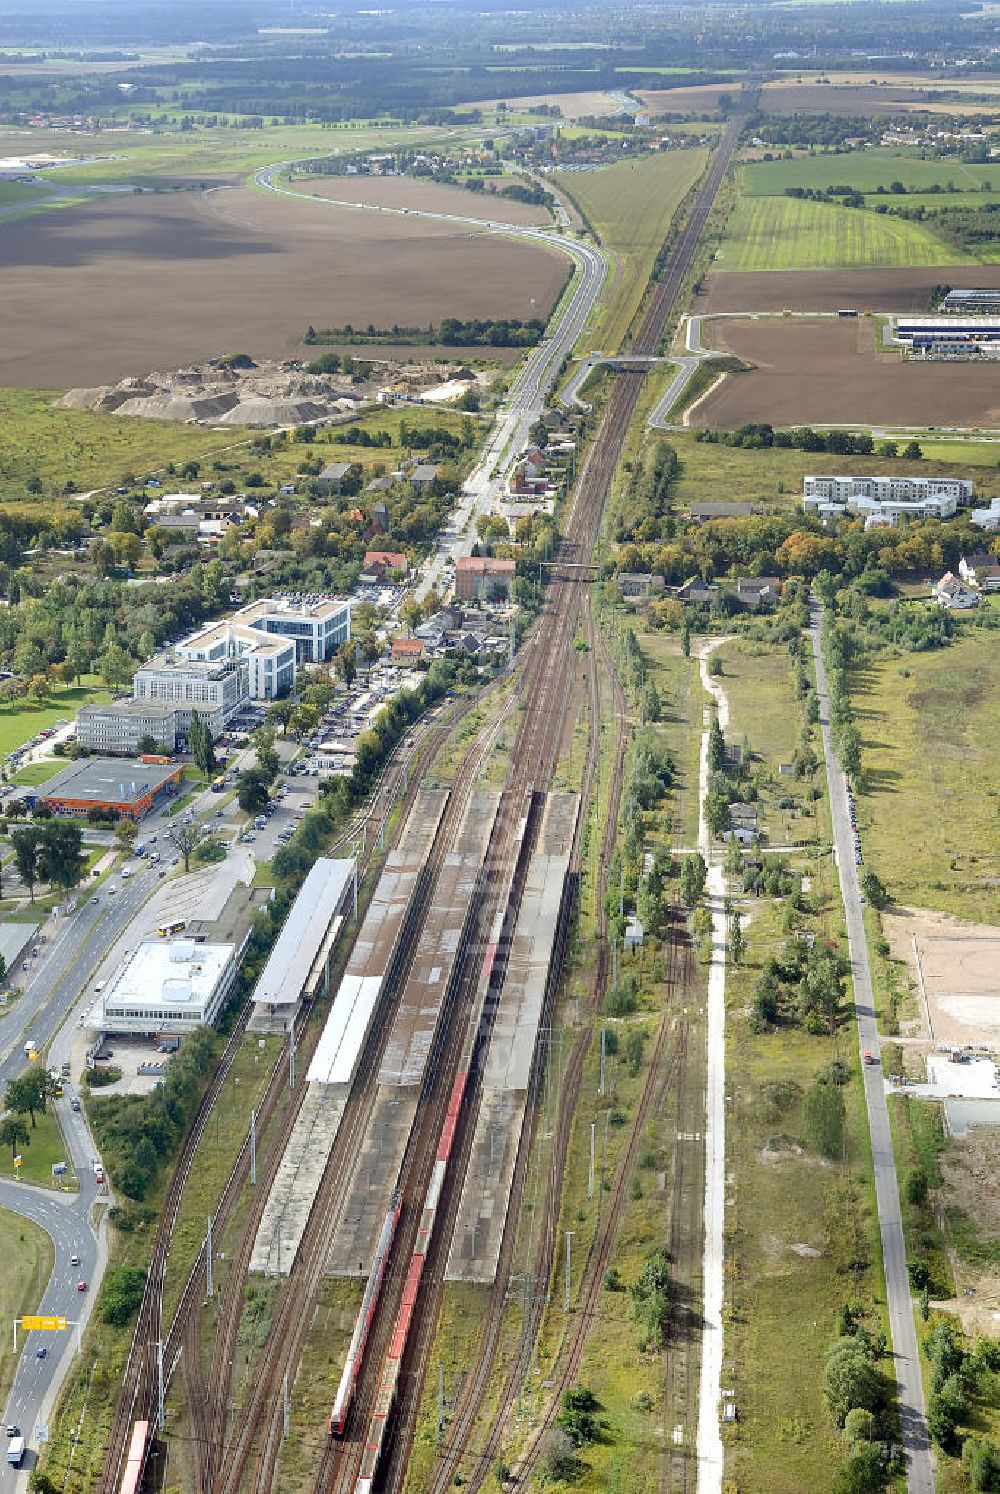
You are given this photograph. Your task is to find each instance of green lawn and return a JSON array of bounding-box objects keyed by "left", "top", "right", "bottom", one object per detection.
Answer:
[
  {"left": 0, "top": 1206, "right": 54, "bottom": 1408},
  {"left": 0, "top": 677, "right": 109, "bottom": 758},
  {"left": 12, "top": 759, "right": 66, "bottom": 786},
  {"left": 0, "top": 387, "right": 236, "bottom": 501},
  {"left": 742, "top": 149, "right": 1000, "bottom": 198},
  {"left": 851, "top": 627, "right": 1000, "bottom": 924},
  {"left": 553, "top": 147, "right": 709, "bottom": 350},
  {"left": 717, "top": 194, "right": 969, "bottom": 271},
  {"left": 917, "top": 439, "right": 1000, "bottom": 467},
  {"left": 0, "top": 1104, "right": 76, "bottom": 1189}
]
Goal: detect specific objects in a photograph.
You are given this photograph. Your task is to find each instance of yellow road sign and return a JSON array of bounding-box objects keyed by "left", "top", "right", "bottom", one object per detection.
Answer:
[{"left": 22, "top": 1316, "right": 67, "bottom": 1332}]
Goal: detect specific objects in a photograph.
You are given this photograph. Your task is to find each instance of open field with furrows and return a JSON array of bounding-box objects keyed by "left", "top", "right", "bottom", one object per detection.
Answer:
[
  {"left": 700, "top": 265, "right": 1000, "bottom": 314},
  {"left": 757, "top": 81, "right": 956, "bottom": 114},
  {"left": 0, "top": 387, "right": 239, "bottom": 498},
  {"left": 696, "top": 317, "right": 1000, "bottom": 429},
  {"left": 0, "top": 186, "right": 568, "bottom": 387},
  {"left": 0, "top": 1207, "right": 54, "bottom": 1409},
  {"left": 293, "top": 172, "right": 552, "bottom": 226},
  {"left": 716, "top": 195, "right": 968, "bottom": 272},
  {"left": 741, "top": 150, "right": 1000, "bottom": 199},
  {"left": 553, "top": 147, "right": 708, "bottom": 352},
  {"left": 636, "top": 83, "right": 741, "bottom": 115},
  {"left": 850, "top": 628, "right": 1000, "bottom": 926}
]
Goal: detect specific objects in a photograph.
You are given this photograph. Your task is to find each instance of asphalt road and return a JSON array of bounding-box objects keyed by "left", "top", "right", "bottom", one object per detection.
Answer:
[
  {"left": 0, "top": 1172, "right": 99, "bottom": 1492},
  {"left": 809, "top": 598, "right": 934, "bottom": 1494}
]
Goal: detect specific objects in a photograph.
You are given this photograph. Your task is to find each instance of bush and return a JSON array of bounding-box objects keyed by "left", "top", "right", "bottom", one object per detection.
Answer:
[
  {"left": 83, "top": 1065, "right": 122, "bottom": 1088},
  {"left": 98, "top": 1265, "right": 147, "bottom": 1327}
]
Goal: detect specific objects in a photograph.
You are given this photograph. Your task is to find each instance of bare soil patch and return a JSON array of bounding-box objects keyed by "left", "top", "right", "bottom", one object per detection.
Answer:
[
  {"left": 883, "top": 907, "right": 1000, "bottom": 1050},
  {"left": 0, "top": 187, "right": 567, "bottom": 387},
  {"left": 636, "top": 84, "right": 735, "bottom": 115},
  {"left": 700, "top": 266, "right": 1000, "bottom": 314},
  {"left": 759, "top": 82, "right": 930, "bottom": 114},
  {"left": 470, "top": 89, "right": 623, "bottom": 118},
  {"left": 294, "top": 174, "right": 551, "bottom": 227},
  {"left": 696, "top": 316, "right": 1000, "bottom": 429}
]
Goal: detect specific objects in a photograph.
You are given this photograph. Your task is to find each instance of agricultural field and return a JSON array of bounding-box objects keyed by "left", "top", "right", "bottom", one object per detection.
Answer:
[
  {"left": 0, "top": 1207, "right": 54, "bottom": 1409},
  {"left": 715, "top": 195, "right": 966, "bottom": 272},
  {"left": 553, "top": 146, "right": 709, "bottom": 350},
  {"left": 700, "top": 265, "right": 1000, "bottom": 313},
  {"left": 0, "top": 387, "right": 233, "bottom": 498},
  {"left": 695, "top": 317, "right": 1000, "bottom": 429},
  {"left": 635, "top": 83, "right": 740, "bottom": 115},
  {"left": 293, "top": 172, "right": 551, "bottom": 227},
  {"left": 741, "top": 150, "right": 1000, "bottom": 200},
  {"left": 850, "top": 627, "right": 1000, "bottom": 926},
  {"left": 0, "top": 184, "right": 568, "bottom": 387}
]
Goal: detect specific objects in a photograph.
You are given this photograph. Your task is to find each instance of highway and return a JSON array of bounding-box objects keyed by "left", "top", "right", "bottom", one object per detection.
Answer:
[
  {"left": 809, "top": 598, "right": 934, "bottom": 1494},
  {"left": 252, "top": 161, "right": 608, "bottom": 601}
]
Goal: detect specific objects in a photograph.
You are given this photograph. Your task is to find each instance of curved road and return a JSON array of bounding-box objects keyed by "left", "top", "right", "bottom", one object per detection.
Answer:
[{"left": 252, "top": 162, "right": 608, "bottom": 601}]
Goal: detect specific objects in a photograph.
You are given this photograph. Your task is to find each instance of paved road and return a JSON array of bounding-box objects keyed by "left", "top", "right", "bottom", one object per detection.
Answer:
[
  {"left": 809, "top": 598, "right": 934, "bottom": 1494},
  {"left": 252, "top": 161, "right": 608, "bottom": 603},
  {"left": 0, "top": 1173, "right": 100, "bottom": 1492}
]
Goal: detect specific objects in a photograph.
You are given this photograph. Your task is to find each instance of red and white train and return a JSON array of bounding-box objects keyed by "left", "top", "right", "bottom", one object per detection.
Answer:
[
  {"left": 330, "top": 1190, "right": 403, "bottom": 1436},
  {"left": 355, "top": 1072, "right": 467, "bottom": 1494},
  {"left": 119, "top": 1420, "right": 149, "bottom": 1494}
]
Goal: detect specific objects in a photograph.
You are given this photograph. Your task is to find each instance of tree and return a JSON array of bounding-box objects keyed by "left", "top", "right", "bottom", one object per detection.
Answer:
[
  {"left": 902, "top": 440, "right": 923, "bottom": 461},
  {"left": 724, "top": 837, "right": 744, "bottom": 878},
  {"left": 538, "top": 1428, "right": 579, "bottom": 1483},
  {"left": 679, "top": 852, "right": 707, "bottom": 907},
  {"left": 729, "top": 910, "right": 745, "bottom": 966},
  {"left": 844, "top": 1408, "right": 876, "bottom": 1446},
  {"left": 253, "top": 731, "right": 279, "bottom": 784},
  {"left": 0, "top": 1114, "right": 29, "bottom": 1162},
  {"left": 188, "top": 710, "right": 216, "bottom": 776},
  {"left": 237, "top": 770, "right": 270, "bottom": 817},
  {"left": 680, "top": 616, "right": 691, "bottom": 657},
  {"left": 11, "top": 825, "right": 39, "bottom": 901},
  {"left": 6, "top": 1068, "right": 56, "bottom": 1129},
  {"left": 98, "top": 641, "right": 135, "bottom": 690},
  {"left": 708, "top": 715, "right": 725, "bottom": 771},
  {"left": 832, "top": 1446, "right": 888, "bottom": 1493},
  {"left": 860, "top": 871, "right": 889, "bottom": 910},
  {"left": 334, "top": 643, "right": 357, "bottom": 687},
  {"left": 166, "top": 821, "right": 203, "bottom": 874},
  {"left": 137, "top": 734, "right": 157, "bottom": 755},
  {"left": 115, "top": 817, "right": 138, "bottom": 853},
  {"left": 825, "top": 1338, "right": 883, "bottom": 1426},
  {"left": 37, "top": 820, "right": 86, "bottom": 890},
  {"left": 964, "top": 1437, "right": 1000, "bottom": 1492},
  {"left": 65, "top": 640, "right": 90, "bottom": 685},
  {"left": 98, "top": 1265, "right": 147, "bottom": 1327},
  {"left": 629, "top": 1248, "right": 672, "bottom": 1349}
]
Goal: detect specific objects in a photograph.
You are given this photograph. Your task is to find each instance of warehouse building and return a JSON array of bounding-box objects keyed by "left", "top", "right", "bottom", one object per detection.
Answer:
[
  {"left": 893, "top": 317, "right": 1000, "bottom": 359},
  {"left": 941, "top": 289, "right": 1000, "bottom": 313},
  {"left": 97, "top": 937, "right": 238, "bottom": 1036},
  {"left": 35, "top": 757, "right": 183, "bottom": 819}
]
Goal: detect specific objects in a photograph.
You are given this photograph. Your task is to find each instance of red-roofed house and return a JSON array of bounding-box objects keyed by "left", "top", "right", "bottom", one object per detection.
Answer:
[
  {"left": 361, "top": 550, "right": 408, "bottom": 583},
  {"left": 455, "top": 555, "right": 516, "bottom": 601}
]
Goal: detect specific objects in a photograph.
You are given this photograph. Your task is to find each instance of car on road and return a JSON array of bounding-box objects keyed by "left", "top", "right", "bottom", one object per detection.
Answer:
[
  {"left": 109, "top": 883, "right": 118, "bottom": 894},
  {"left": 36, "top": 1345, "right": 46, "bottom": 1359},
  {"left": 864, "top": 1050, "right": 877, "bottom": 1065},
  {"left": 70, "top": 1254, "right": 79, "bottom": 1266},
  {"left": 77, "top": 1280, "right": 87, "bottom": 1292},
  {"left": 70, "top": 1097, "right": 80, "bottom": 1112}
]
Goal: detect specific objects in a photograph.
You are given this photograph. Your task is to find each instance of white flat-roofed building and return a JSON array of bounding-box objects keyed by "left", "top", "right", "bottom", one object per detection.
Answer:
[
  {"left": 803, "top": 475, "right": 973, "bottom": 509},
  {"left": 178, "top": 618, "right": 296, "bottom": 700},
  {"left": 234, "top": 595, "right": 351, "bottom": 664},
  {"left": 134, "top": 651, "right": 248, "bottom": 734},
  {"left": 97, "top": 938, "right": 238, "bottom": 1036},
  {"left": 76, "top": 699, "right": 180, "bottom": 756},
  {"left": 251, "top": 857, "right": 357, "bottom": 1032}
]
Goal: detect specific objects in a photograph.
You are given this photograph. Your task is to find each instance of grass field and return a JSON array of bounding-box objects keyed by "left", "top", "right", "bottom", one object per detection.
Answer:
[
  {"left": 0, "top": 677, "right": 109, "bottom": 757},
  {"left": 0, "top": 1105, "right": 75, "bottom": 1188},
  {"left": 742, "top": 149, "right": 1000, "bottom": 199},
  {"left": 717, "top": 194, "right": 967, "bottom": 271},
  {"left": 11, "top": 760, "right": 65, "bottom": 786},
  {"left": 0, "top": 388, "right": 237, "bottom": 500},
  {"left": 851, "top": 627, "right": 1000, "bottom": 924},
  {"left": 554, "top": 147, "right": 709, "bottom": 350},
  {"left": 0, "top": 1206, "right": 54, "bottom": 1408}
]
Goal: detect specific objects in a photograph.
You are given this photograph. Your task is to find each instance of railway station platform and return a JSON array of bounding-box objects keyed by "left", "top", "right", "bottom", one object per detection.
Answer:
[
  {"left": 250, "top": 788, "right": 448, "bottom": 1277},
  {"left": 327, "top": 788, "right": 500, "bottom": 1276},
  {"left": 447, "top": 792, "right": 578, "bottom": 1283}
]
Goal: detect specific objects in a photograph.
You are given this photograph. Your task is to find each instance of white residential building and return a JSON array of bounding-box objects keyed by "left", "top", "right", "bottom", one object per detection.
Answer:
[
  {"left": 970, "top": 498, "right": 1000, "bottom": 532},
  {"left": 96, "top": 938, "right": 238, "bottom": 1036},
  {"left": 932, "top": 572, "right": 980, "bottom": 610},
  {"left": 803, "top": 475, "right": 973, "bottom": 509},
  {"left": 178, "top": 619, "right": 296, "bottom": 701}
]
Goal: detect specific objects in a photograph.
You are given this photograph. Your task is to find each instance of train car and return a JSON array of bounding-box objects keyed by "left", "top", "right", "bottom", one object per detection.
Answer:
[
  {"left": 330, "top": 1191, "right": 402, "bottom": 1436},
  {"left": 119, "top": 1420, "right": 150, "bottom": 1494},
  {"left": 436, "top": 1071, "right": 466, "bottom": 1163}
]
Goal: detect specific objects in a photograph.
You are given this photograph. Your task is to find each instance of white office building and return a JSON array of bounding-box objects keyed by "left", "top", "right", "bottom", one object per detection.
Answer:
[
  {"left": 178, "top": 619, "right": 296, "bottom": 701},
  {"left": 134, "top": 652, "right": 248, "bottom": 733},
  {"left": 234, "top": 596, "right": 351, "bottom": 664},
  {"left": 97, "top": 938, "right": 238, "bottom": 1036}
]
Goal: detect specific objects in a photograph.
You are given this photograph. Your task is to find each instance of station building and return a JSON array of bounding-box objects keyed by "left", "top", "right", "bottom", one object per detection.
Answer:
[
  {"left": 34, "top": 757, "right": 183, "bottom": 820},
  {"left": 97, "top": 937, "right": 238, "bottom": 1036}
]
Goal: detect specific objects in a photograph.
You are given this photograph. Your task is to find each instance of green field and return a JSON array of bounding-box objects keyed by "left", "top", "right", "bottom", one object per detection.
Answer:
[
  {"left": 742, "top": 149, "right": 1000, "bottom": 198},
  {"left": 0, "top": 1206, "right": 54, "bottom": 1408},
  {"left": 0, "top": 678, "right": 109, "bottom": 757},
  {"left": 717, "top": 194, "right": 967, "bottom": 271},
  {"left": 0, "top": 1105, "right": 75, "bottom": 1188},
  {"left": 852, "top": 627, "right": 1000, "bottom": 924},
  {"left": 0, "top": 388, "right": 241, "bottom": 500},
  {"left": 554, "top": 147, "right": 709, "bottom": 350}
]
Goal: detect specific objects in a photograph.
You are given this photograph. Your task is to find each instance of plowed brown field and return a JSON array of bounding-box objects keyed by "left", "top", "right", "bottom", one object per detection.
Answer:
[
  {"left": 0, "top": 185, "right": 566, "bottom": 387},
  {"left": 294, "top": 174, "right": 551, "bottom": 227},
  {"left": 696, "top": 317, "right": 1000, "bottom": 428},
  {"left": 701, "top": 267, "right": 1000, "bottom": 314}
]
